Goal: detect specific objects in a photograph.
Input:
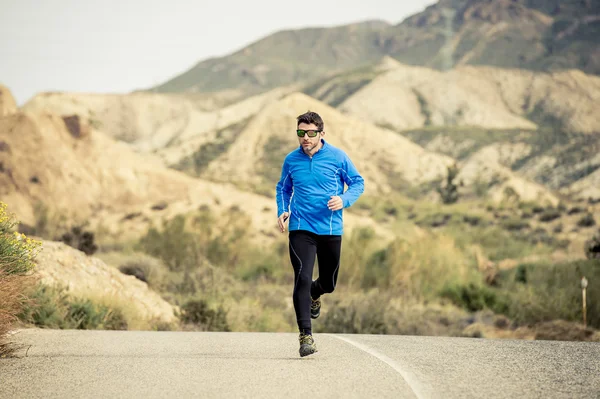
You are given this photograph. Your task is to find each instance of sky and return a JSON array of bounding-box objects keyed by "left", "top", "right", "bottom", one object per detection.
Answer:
[{"left": 1, "top": 0, "right": 437, "bottom": 105}]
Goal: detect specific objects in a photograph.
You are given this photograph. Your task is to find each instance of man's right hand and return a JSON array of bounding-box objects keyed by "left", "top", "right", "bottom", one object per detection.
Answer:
[{"left": 278, "top": 212, "right": 289, "bottom": 233}]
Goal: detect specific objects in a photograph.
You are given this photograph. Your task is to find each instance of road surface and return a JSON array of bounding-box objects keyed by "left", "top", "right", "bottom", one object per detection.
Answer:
[{"left": 1, "top": 329, "right": 599, "bottom": 398}]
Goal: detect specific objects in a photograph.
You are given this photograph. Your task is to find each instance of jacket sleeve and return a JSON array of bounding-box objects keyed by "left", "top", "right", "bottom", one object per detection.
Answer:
[
  {"left": 276, "top": 158, "right": 293, "bottom": 216},
  {"left": 339, "top": 153, "right": 364, "bottom": 208}
]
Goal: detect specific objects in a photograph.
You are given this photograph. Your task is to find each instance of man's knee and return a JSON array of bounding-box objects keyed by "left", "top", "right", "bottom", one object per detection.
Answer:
[{"left": 296, "top": 274, "right": 312, "bottom": 289}]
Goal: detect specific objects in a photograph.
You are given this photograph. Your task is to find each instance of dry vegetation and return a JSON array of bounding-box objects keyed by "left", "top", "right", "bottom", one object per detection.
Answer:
[
  {"left": 15, "top": 189, "right": 597, "bottom": 343},
  {"left": 0, "top": 202, "right": 41, "bottom": 356}
]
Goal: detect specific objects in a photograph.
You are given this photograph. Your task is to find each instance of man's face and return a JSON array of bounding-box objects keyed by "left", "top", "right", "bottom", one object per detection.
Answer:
[{"left": 297, "top": 122, "right": 323, "bottom": 153}]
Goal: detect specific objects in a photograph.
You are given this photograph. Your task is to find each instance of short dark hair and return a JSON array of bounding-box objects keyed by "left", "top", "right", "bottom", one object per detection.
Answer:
[{"left": 297, "top": 111, "right": 324, "bottom": 131}]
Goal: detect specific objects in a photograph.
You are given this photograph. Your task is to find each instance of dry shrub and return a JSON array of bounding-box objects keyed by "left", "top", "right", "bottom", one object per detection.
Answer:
[
  {"left": 534, "top": 320, "right": 600, "bottom": 342},
  {"left": 320, "top": 289, "right": 470, "bottom": 336},
  {"left": 0, "top": 201, "right": 42, "bottom": 356},
  {"left": 0, "top": 272, "right": 36, "bottom": 356}
]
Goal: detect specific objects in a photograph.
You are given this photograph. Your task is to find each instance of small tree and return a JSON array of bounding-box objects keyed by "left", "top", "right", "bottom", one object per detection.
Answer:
[
  {"left": 437, "top": 163, "right": 460, "bottom": 204},
  {"left": 584, "top": 229, "right": 600, "bottom": 260}
]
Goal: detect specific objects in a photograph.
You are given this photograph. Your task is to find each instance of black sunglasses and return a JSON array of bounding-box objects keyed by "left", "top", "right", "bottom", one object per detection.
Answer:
[{"left": 297, "top": 129, "right": 322, "bottom": 137}]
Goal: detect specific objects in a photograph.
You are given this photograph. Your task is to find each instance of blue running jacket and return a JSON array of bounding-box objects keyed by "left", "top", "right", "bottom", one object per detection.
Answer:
[{"left": 276, "top": 139, "right": 365, "bottom": 235}]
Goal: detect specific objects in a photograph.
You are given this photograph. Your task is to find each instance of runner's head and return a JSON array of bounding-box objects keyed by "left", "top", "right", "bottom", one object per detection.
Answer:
[{"left": 296, "top": 111, "right": 325, "bottom": 153}]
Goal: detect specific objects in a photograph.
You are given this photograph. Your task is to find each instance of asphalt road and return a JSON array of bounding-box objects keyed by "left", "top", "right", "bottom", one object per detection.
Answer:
[{"left": 1, "top": 329, "right": 599, "bottom": 398}]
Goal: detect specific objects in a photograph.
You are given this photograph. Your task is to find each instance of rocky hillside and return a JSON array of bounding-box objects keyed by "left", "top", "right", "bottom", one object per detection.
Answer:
[
  {"left": 22, "top": 86, "right": 297, "bottom": 154},
  {"left": 16, "top": 80, "right": 563, "bottom": 206},
  {"left": 0, "top": 87, "right": 388, "bottom": 245},
  {"left": 33, "top": 240, "right": 177, "bottom": 326},
  {"left": 144, "top": 0, "right": 599, "bottom": 96},
  {"left": 319, "top": 62, "right": 600, "bottom": 134},
  {"left": 200, "top": 92, "right": 455, "bottom": 195},
  {"left": 303, "top": 60, "right": 600, "bottom": 201}
]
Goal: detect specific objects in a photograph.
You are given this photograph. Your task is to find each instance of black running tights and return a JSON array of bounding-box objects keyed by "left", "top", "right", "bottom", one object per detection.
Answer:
[{"left": 288, "top": 230, "right": 342, "bottom": 332}]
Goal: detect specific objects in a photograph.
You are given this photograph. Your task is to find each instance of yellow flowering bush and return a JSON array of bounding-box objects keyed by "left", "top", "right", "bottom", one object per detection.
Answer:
[
  {"left": 1, "top": 201, "right": 42, "bottom": 355},
  {"left": 0, "top": 201, "right": 42, "bottom": 274}
]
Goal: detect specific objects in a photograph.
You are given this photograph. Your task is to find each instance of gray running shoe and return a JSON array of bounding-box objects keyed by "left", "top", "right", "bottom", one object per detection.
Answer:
[
  {"left": 299, "top": 333, "right": 318, "bottom": 357},
  {"left": 310, "top": 297, "right": 321, "bottom": 319}
]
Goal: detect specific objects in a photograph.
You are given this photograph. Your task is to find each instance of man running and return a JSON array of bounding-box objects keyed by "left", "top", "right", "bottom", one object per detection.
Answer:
[{"left": 275, "top": 111, "right": 365, "bottom": 357}]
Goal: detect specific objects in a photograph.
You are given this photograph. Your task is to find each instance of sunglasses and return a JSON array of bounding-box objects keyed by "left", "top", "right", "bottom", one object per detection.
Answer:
[{"left": 296, "top": 129, "right": 322, "bottom": 137}]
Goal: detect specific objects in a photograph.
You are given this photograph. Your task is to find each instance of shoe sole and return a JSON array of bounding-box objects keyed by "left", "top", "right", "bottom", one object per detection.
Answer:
[
  {"left": 300, "top": 344, "right": 318, "bottom": 357},
  {"left": 311, "top": 311, "right": 320, "bottom": 319}
]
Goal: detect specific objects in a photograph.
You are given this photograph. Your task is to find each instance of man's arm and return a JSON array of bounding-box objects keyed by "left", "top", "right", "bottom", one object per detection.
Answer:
[
  {"left": 339, "top": 154, "right": 364, "bottom": 208},
  {"left": 276, "top": 159, "right": 293, "bottom": 217}
]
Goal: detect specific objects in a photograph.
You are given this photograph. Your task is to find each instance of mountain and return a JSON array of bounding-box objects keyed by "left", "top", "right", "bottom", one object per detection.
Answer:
[
  {"left": 146, "top": 0, "right": 600, "bottom": 97},
  {"left": 22, "top": 86, "right": 297, "bottom": 154},
  {"left": 388, "top": 0, "right": 599, "bottom": 71},
  {"left": 151, "top": 20, "right": 391, "bottom": 95},
  {"left": 300, "top": 59, "right": 600, "bottom": 200},
  {"left": 19, "top": 81, "right": 563, "bottom": 205},
  {"left": 334, "top": 62, "right": 600, "bottom": 134},
  {"left": 201, "top": 92, "right": 454, "bottom": 193},
  {"left": 0, "top": 87, "right": 388, "bottom": 244},
  {"left": 195, "top": 92, "right": 558, "bottom": 205}
]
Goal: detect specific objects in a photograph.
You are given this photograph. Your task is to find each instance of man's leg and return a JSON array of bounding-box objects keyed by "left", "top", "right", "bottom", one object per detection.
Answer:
[
  {"left": 310, "top": 235, "right": 342, "bottom": 301},
  {"left": 288, "top": 230, "right": 317, "bottom": 335}
]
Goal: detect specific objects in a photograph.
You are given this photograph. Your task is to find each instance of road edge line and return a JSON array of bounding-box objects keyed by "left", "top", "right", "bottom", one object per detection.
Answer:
[{"left": 329, "top": 334, "right": 428, "bottom": 399}]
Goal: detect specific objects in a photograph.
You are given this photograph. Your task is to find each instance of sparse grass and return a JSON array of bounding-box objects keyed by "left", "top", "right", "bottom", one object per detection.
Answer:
[
  {"left": 171, "top": 118, "right": 249, "bottom": 177},
  {"left": 320, "top": 289, "right": 471, "bottom": 337},
  {"left": 260, "top": 136, "right": 291, "bottom": 186},
  {"left": 17, "top": 284, "right": 131, "bottom": 330},
  {"left": 493, "top": 259, "right": 600, "bottom": 328},
  {"left": 0, "top": 271, "right": 36, "bottom": 356},
  {"left": 402, "top": 126, "right": 527, "bottom": 159},
  {"left": 0, "top": 202, "right": 42, "bottom": 356}
]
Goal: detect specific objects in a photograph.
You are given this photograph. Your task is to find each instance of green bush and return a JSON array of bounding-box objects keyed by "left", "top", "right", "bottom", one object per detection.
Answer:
[
  {"left": 501, "top": 218, "right": 530, "bottom": 231},
  {"left": 180, "top": 299, "right": 230, "bottom": 331},
  {"left": 439, "top": 282, "right": 508, "bottom": 313},
  {"left": 577, "top": 213, "right": 596, "bottom": 228},
  {"left": 437, "top": 164, "right": 460, "bottom": 204},
  {"left": 515, "top": 264, "right": 527, "bottom": 284},
  {"left": 320, "top": 295, "right": 389, "bottom": 334},
  {"left": 0, "top": 202, "right": 42, "bottom": 275},
  {"left": 18, "top": 284, "right": 128, "bottom": 330},
  {"left": 1, "top": 202, "right": 42, "bottom": 356},
  {"left": 495, "top": 260, "right": 600, "bottom": 328},
  {"left": 584, "top": 229, "right": 600, "bottom": 260},
  {"left": 539, "top": 209, "right": 561, "bottom": 222},
  {"left": 136, "top": 215, "right": 199, "bottom": 272},
  {"left": 118, "top": 254, "right": 166, "bottom": 288}
]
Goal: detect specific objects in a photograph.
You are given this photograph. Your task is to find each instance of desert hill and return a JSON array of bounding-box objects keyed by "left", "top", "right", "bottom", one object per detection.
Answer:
[
  {"left": 17, "top": 81, "right": 563, "bottom": 206},
  {"left": 200, "top": 91, "right": 455, "bottom": 195},
  {"left": 307, "top": 60, "right": 599, "bottom": 201},
  {"left": 22, "top": 85, "right": 298, "bottom": 155},
  {"left": 33, "top": 240, "right": 177, "bottom": 326},
  {"left": 143, "top": 0, "right": 599, "bottom": 97},
  {"left": 196, "top": 92, "right": 558, "bottom": 205},
  {"left": 334, "top": 63, "right": 600, "bottom": 134},
  {"left": 0, "top": 89, "right": 390, "bottom": 245}
]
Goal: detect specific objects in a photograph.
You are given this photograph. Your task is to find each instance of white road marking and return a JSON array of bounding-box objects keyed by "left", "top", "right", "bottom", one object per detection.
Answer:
[{"left": 330, "top": 334, "right": 429, "bottom": 399}]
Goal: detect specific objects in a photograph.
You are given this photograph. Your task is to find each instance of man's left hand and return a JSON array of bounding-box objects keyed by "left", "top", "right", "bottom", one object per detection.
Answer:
[{"left": 327, "top": 196, "right": 343, "bottom": 211}]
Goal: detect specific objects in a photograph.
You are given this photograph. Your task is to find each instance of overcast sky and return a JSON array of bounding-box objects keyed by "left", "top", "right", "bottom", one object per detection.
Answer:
[{"left": 1, "top": 0, "right": 437, "bottom": 105}]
